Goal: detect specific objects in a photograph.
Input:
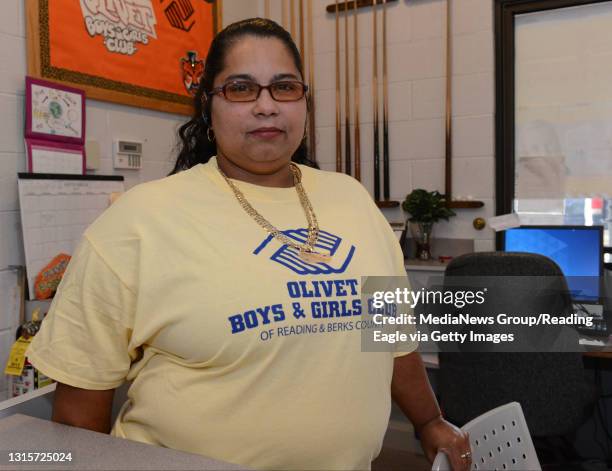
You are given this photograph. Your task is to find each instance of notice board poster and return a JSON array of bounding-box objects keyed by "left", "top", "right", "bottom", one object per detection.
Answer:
[{"left": 27, "top": 0, "right": 220, "bottom": 115}]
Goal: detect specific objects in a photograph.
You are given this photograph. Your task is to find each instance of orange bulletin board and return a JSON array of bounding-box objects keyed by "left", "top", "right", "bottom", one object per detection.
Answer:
[{"left": 27, "top": 0, "right": 221, "bottom": 115}]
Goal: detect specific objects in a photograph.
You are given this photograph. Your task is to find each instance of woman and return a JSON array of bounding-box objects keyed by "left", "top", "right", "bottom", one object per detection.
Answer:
[{"left": 27, "top": 18, "right": 471, "bottom": 471}]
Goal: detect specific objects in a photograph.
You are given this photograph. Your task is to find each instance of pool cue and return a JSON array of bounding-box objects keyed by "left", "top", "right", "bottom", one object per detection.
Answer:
[
  {"left": 335, "top": 0, "right": 342, "bottom": 172},
  {"left": 353, "top": 0, "right": 361, "bottom": 181},
  {"left": 382, "top": 0, "right": 390, "bottom": 200},
  {"left": 307, "top": 0, "right": 317, "bottom": 163},
  {"left": 264, "top": 0, "right": 270, "bottom": 18},
  {"left": 214, "top": 0, "right": 223, "bottom": 32},
  {"left": 299, "top": 0, "right": 305, "bottom": 65},
  {"left": 281, "top": 0, "right": 289, "bottom": 29},
  {"left": 445, "top": 0, "right": 453, "bottom": 201},
  {"left": 344, "top": 0, "right": 351, "bottom": 176},
  {"left": 372, "top": 0, "right": 380, "bottom": 200},
  {"left": 290, "top": 0, "right": 296, "bottom": 40}
]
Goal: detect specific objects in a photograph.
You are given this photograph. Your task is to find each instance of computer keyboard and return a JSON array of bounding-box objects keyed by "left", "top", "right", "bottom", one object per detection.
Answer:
[{"left": 573, "top": 303, "right": 609, "bottom": 337}]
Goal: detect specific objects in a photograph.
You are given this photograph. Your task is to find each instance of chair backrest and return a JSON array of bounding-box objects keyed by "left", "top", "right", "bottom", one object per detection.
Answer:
[
  {"left": 446, "top": 251, "right": 565, "bottom": 278},
  {"left": 438, "top": 252, "right": 596, "bottom": 437},
  {"left": 443, "top": 251, "right": 575, "bottom": 352},
  {"left": 431, "top": 402, "right": 541, "bottom": 471}
]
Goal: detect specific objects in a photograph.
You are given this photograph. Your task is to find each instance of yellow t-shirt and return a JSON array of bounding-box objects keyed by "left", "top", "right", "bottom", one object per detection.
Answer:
[{"left": 27, "top": 157, "right": 416, "bottom": 470}]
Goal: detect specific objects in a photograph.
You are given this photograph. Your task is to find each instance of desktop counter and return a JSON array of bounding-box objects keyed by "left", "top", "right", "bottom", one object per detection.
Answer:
[{"left": 0, "top": 413, "right": 249, "bottom": 470}]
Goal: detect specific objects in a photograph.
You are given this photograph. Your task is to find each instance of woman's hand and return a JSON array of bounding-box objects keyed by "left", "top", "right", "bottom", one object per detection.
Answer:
[{"left": 419, "top": 416, "right": 472, "bottom": 471}]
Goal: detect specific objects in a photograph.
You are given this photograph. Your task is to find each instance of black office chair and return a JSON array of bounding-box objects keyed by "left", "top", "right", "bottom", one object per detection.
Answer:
[{"left": 437, "top": 252, "right": 598, "bottom": 468}]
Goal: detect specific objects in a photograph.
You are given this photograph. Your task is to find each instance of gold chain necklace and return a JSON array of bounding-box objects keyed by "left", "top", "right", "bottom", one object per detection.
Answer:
[{"left": 217, "top": 161, "right": 332, "bottom": 263}]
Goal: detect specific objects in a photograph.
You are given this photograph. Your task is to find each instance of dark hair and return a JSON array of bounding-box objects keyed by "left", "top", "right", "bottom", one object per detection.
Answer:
[{"left": 170, "top": 18, "right": 317, "bottom": 175}]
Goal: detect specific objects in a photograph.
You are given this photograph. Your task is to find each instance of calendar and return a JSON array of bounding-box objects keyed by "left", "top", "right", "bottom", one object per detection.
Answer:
[{"left": 18, "top": 174, "right": 124, "bottom": 300}]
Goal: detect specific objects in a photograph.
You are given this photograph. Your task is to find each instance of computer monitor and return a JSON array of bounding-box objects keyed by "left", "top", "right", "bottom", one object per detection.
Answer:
[{"left": 503, "top": 225, "right": 603, "bottom": 303}]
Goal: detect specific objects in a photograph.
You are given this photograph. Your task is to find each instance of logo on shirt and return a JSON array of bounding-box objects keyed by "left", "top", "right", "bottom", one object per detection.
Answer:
[{"left": 253, "top": 228, "right": 356, "bottom": 275}]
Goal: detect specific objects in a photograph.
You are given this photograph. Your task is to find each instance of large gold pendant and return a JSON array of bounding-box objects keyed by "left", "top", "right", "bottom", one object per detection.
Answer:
[{"left": 299, "top": 250, "right": 332, "bottom": 263}]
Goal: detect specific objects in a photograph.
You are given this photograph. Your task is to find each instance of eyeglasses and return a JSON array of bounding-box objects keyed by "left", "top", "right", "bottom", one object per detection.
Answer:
[{"left": 207, "top": 80, "right": 308, "bottom": 102}]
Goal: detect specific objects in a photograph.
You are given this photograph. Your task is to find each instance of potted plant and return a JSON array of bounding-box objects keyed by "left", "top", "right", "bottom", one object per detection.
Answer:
[{"left": 402, "top": 189, "right": 456, "bottom": 260}]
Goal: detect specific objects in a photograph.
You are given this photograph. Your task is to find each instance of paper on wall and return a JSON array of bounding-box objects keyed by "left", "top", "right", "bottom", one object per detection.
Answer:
[
  {"left": 488, "top": 213, "right": 521, "bottom": 232},
  {"left": 30, "top": 147, "right": 83, "bottom": 174}
]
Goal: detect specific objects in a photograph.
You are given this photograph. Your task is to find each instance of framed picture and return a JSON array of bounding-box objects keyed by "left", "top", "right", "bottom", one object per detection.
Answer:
[
  {"left": 26, "top": 0, "right": 222, "bottom": 115},
  {"left": 26, "top": 76, "right": 86, "bottom": 144}
]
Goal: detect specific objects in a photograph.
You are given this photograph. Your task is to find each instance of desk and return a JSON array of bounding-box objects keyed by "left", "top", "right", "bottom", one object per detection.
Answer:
[
  {"left": 420, "top": 341, "right": 612, "bottom": 370},
  {"left": 582, "top": 350, "right": 612, "bottom": 359},
  {"left": 0, "top": 414, "right": 249, "bottom": 470}
]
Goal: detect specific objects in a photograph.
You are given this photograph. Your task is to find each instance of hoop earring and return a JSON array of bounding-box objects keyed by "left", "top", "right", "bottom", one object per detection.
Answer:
[{"left": 207, "top": 128, "right": 215, "bottom": 142}]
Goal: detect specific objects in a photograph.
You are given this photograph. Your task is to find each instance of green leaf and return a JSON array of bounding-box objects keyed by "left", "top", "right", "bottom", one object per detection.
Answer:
[{"left": 402, "top": 188, "right": 457, "bottom": 223}]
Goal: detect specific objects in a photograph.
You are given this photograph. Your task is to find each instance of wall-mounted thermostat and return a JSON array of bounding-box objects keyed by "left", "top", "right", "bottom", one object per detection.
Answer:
[{"left": 114, "top": 140, "right": 142, "bottom": 169}]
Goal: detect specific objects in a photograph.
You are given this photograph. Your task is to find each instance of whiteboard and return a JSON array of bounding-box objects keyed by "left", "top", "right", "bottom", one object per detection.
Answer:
[{"left": 18, "top": 174, "right": 124, "bottom": 300}]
